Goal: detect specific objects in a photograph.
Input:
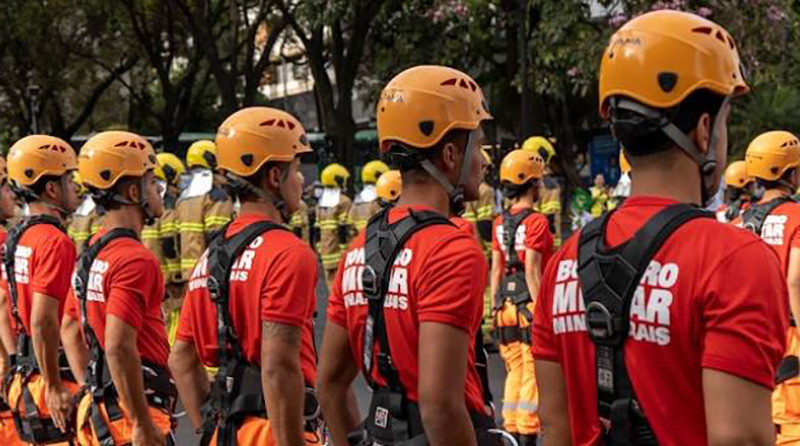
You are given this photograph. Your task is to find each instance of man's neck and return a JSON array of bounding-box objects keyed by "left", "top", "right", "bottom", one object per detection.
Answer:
[
  {"left": 630, "top": 165, "right": 703, "bottom": 205},
  {"left": 239, "top": 200, "right": 283, "bottom": 222},
  {"left": 396, "top": 181, "right": 450, "bottom": 216},
  {"left": 511, "top": 194, "right": 535, "bottom": 210},
  {"left": 27, "top": 202, "right": 64, "bottom": 224},
  {"left": 759, "top": 187, "right": 791, "bottom": 204},
  {"left": 103, "top": 207, "right": 145, "bottom": 235}
]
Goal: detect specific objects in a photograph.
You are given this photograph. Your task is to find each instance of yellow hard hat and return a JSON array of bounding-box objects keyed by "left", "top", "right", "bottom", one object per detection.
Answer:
[
  {"left": 186, "top": 140, "right": 217, "bottom": 169},
  {"left": 723, "top": 160, "right": 753, "bottom": 188},
  {"left": 155, "top": 152, "right": 186, "bottom": 185},
  {"left": 321, "top": 163, "right": 350, "bottom": 188},
  {"left": 361, "top": 160, "right": 389, "bottom": 184},
  {"left": 73, "top": 171, "right": 87, "bottom": 196},
  {"left": 376, "top": 170, "right": 402, "bottom": 202},
  {"left": 745, "top": 131, "right": 800, "bottom": 181},
  {"left": 522, "top": 136, "right": 555, "bottom": 165},
  {"left": 500, "top": 149, "right": 544, "bottom": 185},
  {"left": 620, "top": 149, "right": 631, "bottom": 174}
]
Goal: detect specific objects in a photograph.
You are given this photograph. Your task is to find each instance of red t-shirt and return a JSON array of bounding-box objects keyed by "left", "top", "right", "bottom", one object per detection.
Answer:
[
  {"left": 64, "top": 230, "right": 169, "bottom": 367},
  {"left": 450, "top": 216, "right": 476, "bottom": 237},
  {"left": 532, "top": 196, "right": 788, "bottom": 446},
  {"left": 736, "top": 200, "right": 800, "bottom": 274},
  {"left": 3, "top": 222, "right": 75, "bottom": 334},
  {"left": 491, "top": 207, "right": 553, "bottom": 274},
  {"left": 176, "top": 214, "right": 318, "bottom": 384},
  {"left": 327, "top": 205, "right": 489, "bottom": 413}
]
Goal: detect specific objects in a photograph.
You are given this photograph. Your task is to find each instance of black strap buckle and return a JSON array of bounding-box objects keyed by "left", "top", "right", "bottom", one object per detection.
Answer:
[
  {"left": 585, "top": 301, "right": 620, "bottom": 346},
  {"left": 206, "top": 275, "right": 221, "bottom": 303},
  {"left": 362, "top": 265, "right": 379, "bottom": 299}
]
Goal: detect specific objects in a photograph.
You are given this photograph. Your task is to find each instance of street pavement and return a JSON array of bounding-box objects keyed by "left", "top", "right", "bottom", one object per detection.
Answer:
[{"left": 172, "top": 261, "right": 509, "bottom": 445}]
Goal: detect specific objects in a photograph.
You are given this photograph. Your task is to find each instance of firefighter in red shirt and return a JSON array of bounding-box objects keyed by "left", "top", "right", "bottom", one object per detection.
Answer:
[
  {"left": 0, "top": 135, "right": 81, "bottom": 445},
  {"left": 717, "top": 160, "right": 754, "bottom": 223},
  {"left": 60, "top": 131, "right": 174, "bottom": 446},
  {"left": 739, "top": 131, "right": 800, "bottom": 443},
  {"left": 491, "top": 149, "right": 552, "bottom": 445},
  {"left": 534, "top": 10, "right": 787, "bottom": 446},
  {"left": 169, "top": 107, "right": 321, "bottom": 446},
  {"left": 0, "top": 155, "right": 23, "bottom": 446},
  {"left": 317, "top": 65, "right": 502, "bottom": 446}
]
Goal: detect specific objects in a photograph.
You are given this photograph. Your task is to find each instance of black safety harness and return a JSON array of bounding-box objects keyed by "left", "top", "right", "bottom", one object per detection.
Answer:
[
  {"left": 356, "top": 207, "right": 500, "bottom": 446},
  {"left": 73, "top": 228, "right": 176, "bottom": 446},
  {"left": 199, "top": 221, "right": 321, "bottom": 446},
  {"left": 493, "top": 209, "right": 535, "bottom": 346},
  {"left": 3, "top": 215, "right": 76, "bottom": 444},
  {"left": 578, "top": 204, "right": 712, "bottom": 446},
  {"left": 741, "top": 195, "right": 800, "bottom": 384}
]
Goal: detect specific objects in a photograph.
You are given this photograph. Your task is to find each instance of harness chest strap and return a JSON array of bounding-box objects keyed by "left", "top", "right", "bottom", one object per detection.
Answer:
[{"left": 578, "top": 204, "right": 712, "bottom": 446}]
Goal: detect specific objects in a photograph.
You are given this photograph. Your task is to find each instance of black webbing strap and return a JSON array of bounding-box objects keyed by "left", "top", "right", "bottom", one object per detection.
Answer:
[
  {"left": 777, "top": 356, "right": 800, "bottom": 385},
  {"left": 578, "top": 204, "right": 712, "bottom": 446},
  {"left": 204, "top": 220, "right": 288, "bottom": 446},
  {"left": 3, "top": 215, "right": 72, "bottom": 444},
  {"left": 502, "top": 209, "right": 534, "bottom": 274},
  {"left": 360, "top": 207, "right": 454, "bottom": 442},
  {"left": 742, "top": 195, "right": 794, "bottom": 236},
  {"left": 724, "top": 198, "right": 743, "bottom": 222},
  {"left": 361, "top": 207, "right": 454, "bottom": 391}
]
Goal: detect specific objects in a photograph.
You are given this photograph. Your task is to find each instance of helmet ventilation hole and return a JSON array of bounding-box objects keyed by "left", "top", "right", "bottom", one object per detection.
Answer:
[
  {"left": 241, "top": 154, "right": 254, "bottom": 167},
  {"left": 100, "top": 170, "right": 111, "bottom": 181},
  {"left": 418, "top": 121, "right": 434, "bottom": 137}
]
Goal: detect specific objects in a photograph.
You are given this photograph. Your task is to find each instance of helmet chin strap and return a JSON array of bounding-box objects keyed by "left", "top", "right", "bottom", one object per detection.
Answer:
[
  {"left": 224, "top": 172, "right": 291, "bottom": 223},
  {"left": 418, "top": 130, "right": 478, "bottom": 216},
  {"left": 110, "top": 177, "right": 156, "bottom": 225},
  {"left": 612, "top": 96, "right": 731, "bottom": 207}
]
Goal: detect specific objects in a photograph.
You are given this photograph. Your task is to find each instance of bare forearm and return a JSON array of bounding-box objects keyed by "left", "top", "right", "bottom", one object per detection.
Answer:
[
  {"left": 107, "top": 344, "right": 152, "bottom": 425},
  {"left": 263, "top": 363, "right": 305, "bottom": 446},
  {"left": 60, "top": 318, "right": 87, "bottom": 385},
  {"left": 490, "top": 267, "right": 501, "bottom": 307},
  {"left": 0, "top": 297, "right": 16, "bottom": 355},
  {"left": 32, "top": 315, "right": 61, "bottom": 386},
  {"left": 170, "top": 356, "right": 209, "bottom": 429},
  {"left": 421, "top": 402, "right": 476, "bottom": 446},
  {"left": 525, "top": 269, "right": 541, "bottom": 302},
  {"left": 319, "top": 382, "right": 359, "bottom": 446}
]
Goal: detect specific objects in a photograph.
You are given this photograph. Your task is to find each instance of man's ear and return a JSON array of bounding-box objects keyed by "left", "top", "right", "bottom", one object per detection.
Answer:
[
  {"left": 440, "top": 142, "right": 459, "bottom": 174},
  {"left": 125, "top": 180, "right": 142, "bottom": 203},
  {"left": 265, "top": 165, "right": 283, "bottom": 191},
  {"left": 694, "top": 112, "right": 712, "bottom": 155}
]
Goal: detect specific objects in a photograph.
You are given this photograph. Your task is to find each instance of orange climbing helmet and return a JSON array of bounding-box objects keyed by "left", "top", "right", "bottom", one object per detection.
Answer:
[
  {"left": 7, "top": 135, "right": 77, "bottom": 188},
  {"left": 377, "top": 65, "right": 492, "bottom": 152},
  {"left": 500, "top": 150, "right": 544, "bottom": 185},
  {"left": 599, "top": 10, "right": 749, "bottom": 118},
  {"left": 745, "top": 131, "right": 800, "bottom": 182},
  {"left": 376, "top": 170, "right": 402, "bottom": 202},
  {"left": 78, "top": 131, "right": 157, "bottom": 190},
  {"left": 216, "top": 107, "right": 312, "bottom": 178}
]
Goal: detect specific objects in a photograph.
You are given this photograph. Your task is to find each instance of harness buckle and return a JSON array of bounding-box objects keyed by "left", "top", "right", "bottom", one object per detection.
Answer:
[
  {"left": 207, "top": 275, "right": 221, "bottom": 303},
  {"left": 362, "top": 265, "right": 379, "bottom": 299},
  {"left": 585, "top": 301, "right": 618, "bottom": 346}
]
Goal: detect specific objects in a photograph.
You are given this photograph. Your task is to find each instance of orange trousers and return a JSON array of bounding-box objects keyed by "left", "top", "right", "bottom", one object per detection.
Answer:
[
  {"left": 7, "top": 372, "right": 81, "bottom": 446},
  {"left": 208, "top": 416, "right": 322, "bottom": 446},
  {"left": 74, "top": 392, "right": 172, "bottom": 446},
  {"left": 495, "top": 301, "right": 539, "bottom": 435},
  {"left": 0, "top": 408, "right": 24, "bottom": 446},
  {"left": 776, "top": 327, "right": 800, "bottom": 445}
]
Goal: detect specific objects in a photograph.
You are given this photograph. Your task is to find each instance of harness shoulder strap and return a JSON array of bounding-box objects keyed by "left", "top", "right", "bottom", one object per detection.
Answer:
[
  {"left": 502, "top": 208, "right": 534, "bottom": 273},
  {"left": 578, "top": 204, "right": 712, "bottom": 445},
  {"left": 742, "top": 195, "right": 794, "bottom": 235},
  {"left": 3, "top": 215, "right": 66, "bottom": 336},
  {"left": 361, "top": 208, "right": 454, "bottom": 391}
]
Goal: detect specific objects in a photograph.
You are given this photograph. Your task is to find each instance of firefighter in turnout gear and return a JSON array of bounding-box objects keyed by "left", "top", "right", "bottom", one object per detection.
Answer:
[
  {"left": 0, "top": 135, "right": 82, "bottom": 446},
  {"left": 61, "top": 130, "right": 175, "bottom": 446},
  {"left": 0, "top": 154, "right": 23, "bottom": 446},
  {"left": 350, "top": 160, "right": 389, "bottom": 233},
  {"left": 534, "top": 10, "right": 787, "bottom": 446},
  {"left": 523, "top": 136, "right": 562, "bottom": 246},
  {"left": 738, "top": 131, "right": 800, "bottom": 443},
  {"left": 177, "top": 140, "right": 234, "bottom": 282},
  {"left": 317, "top": 65, "right": 505, "bottom": 446},
  {"left": 169, "top": 106, "right": 322, "bottom": 445},
  {"left": 464, "top": 148, "right": 497, "bottom": 255},
  {"left": 491, "top": 149, "right": 551, "bottom": 445},
  {"left": 143, "top": 152, "right": 186, "bottom": 345},
  {"left": 68, "top": 172, "right": 103, "bottom": 255},
  {"left": 316, "top": 163, "right": 353, "bottom": 287},
  {"left": 717, "top": 160, "right": 754, "bottom": 223}
]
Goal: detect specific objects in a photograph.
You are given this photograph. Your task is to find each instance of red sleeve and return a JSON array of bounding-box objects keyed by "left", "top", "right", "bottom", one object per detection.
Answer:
[
  {"left": 175, "top": 291, "right": 195, "bottom": 344},
  {"left": 701, "top": 240, "right": 789, "bottom": 389},
  {"left": 532, "top": 252, "right": 562, "bottom": 362},
  {"left": 106, "top": 254, "right": 158, "bottom": 331},
  {"left": 31, "top": 235, "right": 76, "bottom": 299},
  {"left": 326, "top": 255, "right": 348, "bottom": 328},
  {"left": 491, "top": 216, "right": 501, "bottom": 252},
  {"left": 416, "top": 232, "right": 488, "bottom": 333},
  {"left": 64, "top": 288, "right": 78, "bottom": 321},
  {"left": 525, "top": 214, "right": 554, "bottom": 254},
  {"left": 261, "top": 243, "right": 318, "bottom": 328}
]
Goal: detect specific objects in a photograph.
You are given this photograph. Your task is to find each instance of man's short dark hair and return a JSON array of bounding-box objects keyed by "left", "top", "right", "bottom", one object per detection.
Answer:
[
  {"left": 386, "top": 129, "right": 470, "bottom": 185},
  {"left": 229, "top": 161, "right": 290, "bottom": 202}
]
